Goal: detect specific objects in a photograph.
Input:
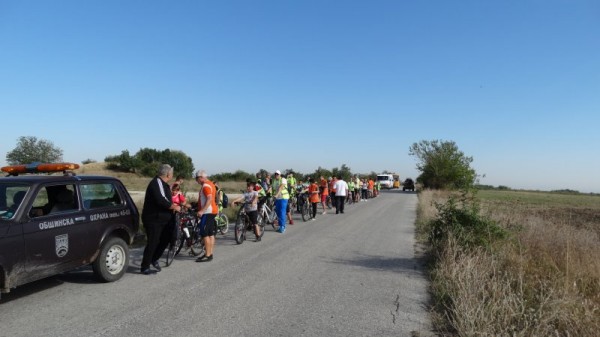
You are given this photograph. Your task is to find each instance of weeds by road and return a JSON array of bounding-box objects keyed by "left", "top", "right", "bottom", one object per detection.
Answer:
[{"left": 417, "top": 189, "right": 600, "bottom": 336}]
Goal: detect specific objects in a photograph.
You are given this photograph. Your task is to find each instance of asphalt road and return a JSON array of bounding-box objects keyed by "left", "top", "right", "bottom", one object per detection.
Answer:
[{"left": 0, "top": 190, "right": 431, "bottom": 337}]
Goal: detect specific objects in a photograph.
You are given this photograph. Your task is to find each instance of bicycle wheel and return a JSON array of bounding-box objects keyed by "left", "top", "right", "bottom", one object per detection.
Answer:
[
  {"left": 271, "top": 211, "right": 278, "bottom": 230},
  {"left": 165, "top": 229, "right": 182, "bottom": 266},
  {"left": 218, "top": 214, "right": 229, "bottom": 235},
  {"left": 190, "top": 221, "right": 205, "bottom": 256},
  {"left": 234, "top": 212, "right": 246, "bottom": 245},
  {"left": 174, "top": 234, "right": 186, "bottom": 257},
  {"left": 190, "top": 235, "right": 205, "bottom": 256},
  {"left": 256, "top": 218, "right": 265, "bottom": 238},
  {"left": 301, "top": 201, "right": 309, "bottom": 222},
  {"left": 165, "top": 215, "right": 182, "bottom": 266}
]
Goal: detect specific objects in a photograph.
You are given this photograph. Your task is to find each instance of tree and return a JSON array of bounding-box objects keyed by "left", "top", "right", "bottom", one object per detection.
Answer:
[
  {"left": 409, "top": 140, "right": 476, "bottom": 190},
  {"left": 105, "top": 150, "right": 142, "bottom": 173},
  {"left": 105, "top": 148, "right": 195, "bottom": 178},
  {"left": 6, "top": 136, "right": 63, "bottom": 165}
]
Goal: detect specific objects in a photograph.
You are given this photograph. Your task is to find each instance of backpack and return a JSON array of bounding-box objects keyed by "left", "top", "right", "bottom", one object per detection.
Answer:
[{"left": 221, "top": 192, "right": 229, "bottom": 208}]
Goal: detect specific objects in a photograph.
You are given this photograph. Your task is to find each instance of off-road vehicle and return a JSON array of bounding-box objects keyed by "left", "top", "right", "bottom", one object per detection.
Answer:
[
  {"left": 0, "top": 162, "right": 139, "bottom": 297},
  {"left": 402, "top": 178, "right": 415, "bottom": 192}
]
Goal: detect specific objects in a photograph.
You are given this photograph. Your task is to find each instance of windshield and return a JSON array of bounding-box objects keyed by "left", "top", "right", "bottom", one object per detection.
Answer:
[
  {"left": 377, "top": 176, "right": 391, "bottom": 181},
  {"left": 0, "top": 183, "right": 31, "bottom": 220}
]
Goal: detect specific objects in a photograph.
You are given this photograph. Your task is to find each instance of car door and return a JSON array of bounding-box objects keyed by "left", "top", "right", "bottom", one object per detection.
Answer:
[
  {"left": 22, "top": 183, "right": 90, "bottom": 276},
  {"left": 0, "top": 184, "right": 30, "bottom": 287}
]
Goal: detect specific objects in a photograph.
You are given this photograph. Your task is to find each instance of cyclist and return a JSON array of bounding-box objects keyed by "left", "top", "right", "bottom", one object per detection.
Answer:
[
  {"left": 286, "top": 173, "right": 297, "bottom": 225},
  {"left": 347, "top": 178, "right": 355, "bottom": 204},
  {"left": 319, "top": 176, "right": 329, "bottom": 215},
  {"left": 194, "top": 170, "right": 218, "bottom": 262},
  {"left": 354, "top": 175, "right": 361, "bottom": 202},
  {"left": 308, "top": 178, "right": 320, "bottom": 220},
  {"left": 231, "top": 182, "right": 261, "bottom": 242},
  {"left": 295, "top": 180, "right": 309, "bottom": 214},
  {"left": 171, "top": 183, "right": 191, "bottom": 209},
  {"left": 271, "top": 170, "right": 289, "bottom": 233},
  {"left": 329, "top": 176, "right": 337, "bottom": 208},
  {"left": 253, "top": 179, "right": 267, "bottom": 212}
]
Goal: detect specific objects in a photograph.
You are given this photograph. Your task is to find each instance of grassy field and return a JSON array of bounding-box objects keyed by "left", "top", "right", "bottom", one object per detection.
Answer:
[{"left": 418, "top": 189, "right": 600, "bottom": 336}]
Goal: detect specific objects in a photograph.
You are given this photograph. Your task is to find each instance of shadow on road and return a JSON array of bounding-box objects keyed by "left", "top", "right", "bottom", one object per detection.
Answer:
[{"left": 324, "top": 253, "right": 428, "bottom": 275}]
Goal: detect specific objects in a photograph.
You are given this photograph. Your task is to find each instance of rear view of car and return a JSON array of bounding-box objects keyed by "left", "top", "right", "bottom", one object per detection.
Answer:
[{"left": 402, "top": 178, "right": 415, "bottom": 192}]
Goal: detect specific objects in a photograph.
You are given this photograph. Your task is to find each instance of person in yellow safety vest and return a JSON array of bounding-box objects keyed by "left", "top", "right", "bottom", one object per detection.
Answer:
[
  {"left": 286, "top": 173, "right": 297, "bottom": 196},
  {"left": 271, "top": 170, "right": 289, "bottom": 233},
  {"left": 286, "top": 173, "right": 297, "bottom": 225},
  {"left": 253, "top": 178, "right": 267, "bottom": 212}
]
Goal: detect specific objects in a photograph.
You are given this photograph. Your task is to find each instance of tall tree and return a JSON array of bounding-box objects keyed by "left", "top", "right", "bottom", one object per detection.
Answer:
[
  {"left": 409, "top": 140, "right": 476, "bottom": 189},
  {"left": 6, "top": 136, "right": 63, "bottom": 165}
]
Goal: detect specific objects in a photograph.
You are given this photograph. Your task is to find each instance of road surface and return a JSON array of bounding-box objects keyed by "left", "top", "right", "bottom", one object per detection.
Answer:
[{"left": 0, "top": 190, "right": 431, "bottom": 337}]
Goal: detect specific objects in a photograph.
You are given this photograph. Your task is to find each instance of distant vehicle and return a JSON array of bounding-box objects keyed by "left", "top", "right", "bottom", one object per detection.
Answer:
[
  {"left": 393, "top": 174, "right": 400, "bottom": 189},
  {"left": 376, "top": 174, "right": 395, "bottom": 189},
  {"left": 0, "top": 162, "right": 139, "bottom": 297},
  {"left": 402, "top": 178, "right": 415, "bottom": 192}
]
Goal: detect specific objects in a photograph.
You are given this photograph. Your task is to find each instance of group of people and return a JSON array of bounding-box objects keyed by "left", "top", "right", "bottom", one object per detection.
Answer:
[
  {"left": 140, "top": 165, "right": 381, "bottom": 275},
  {"left": 253, "top": 171, "right": 381, "bottom": 233},
  {"left": 140, "top": 165, "right": 219, "bottom": 275}
]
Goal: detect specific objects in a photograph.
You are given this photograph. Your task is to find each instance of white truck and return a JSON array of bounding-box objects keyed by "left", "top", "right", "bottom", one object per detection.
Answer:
[{"left": 376, "top": 174, "right": 395, "bottom": 189}]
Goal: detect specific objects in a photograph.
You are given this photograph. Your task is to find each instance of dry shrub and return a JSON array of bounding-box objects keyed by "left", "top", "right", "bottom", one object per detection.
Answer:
[{"left": 423, "top": 190, "right": 600, "bottom": 337}]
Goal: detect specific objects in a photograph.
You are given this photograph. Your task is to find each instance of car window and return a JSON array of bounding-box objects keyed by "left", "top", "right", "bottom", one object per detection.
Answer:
[
  {"left": 81, "top": 183, "right": 122, "bottom": 209},
  {"left": 29, "top": 184, "right": 78, "bottom": 217},
  {"left": 0, "top": 184, "right": 30, "bottom": 219}
]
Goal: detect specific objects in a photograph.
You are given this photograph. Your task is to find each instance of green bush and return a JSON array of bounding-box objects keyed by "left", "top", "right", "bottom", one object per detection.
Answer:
[
  {"left": 429, "top": 193, "right": 507, "bottom": 251},
  {"left": 105, "top": 148, "right": 194, "bottom": 178}
]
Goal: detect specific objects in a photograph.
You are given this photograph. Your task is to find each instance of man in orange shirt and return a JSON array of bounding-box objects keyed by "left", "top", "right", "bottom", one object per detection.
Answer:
[
  {"left": 195, "top": 170, "right": 218, "bottom": 262},
  {"left": 368, "top": 178, "right": 375, "bottom": 199}
]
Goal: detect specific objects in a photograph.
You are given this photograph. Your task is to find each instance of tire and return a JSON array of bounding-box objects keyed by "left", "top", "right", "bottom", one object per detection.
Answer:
[
  {"left": 234, "top": 216, "right": 245, "bottom": 244},
  {"left": 165, "top": 230, "right": 180, "bottom": 267},
  {"left": 190, "top": 234, "right": 205, "bottom": 256},
  {"left": 301, "top": 202, "right": 309, "bottom": 222},
  {"left": 256, "top": 219, "right": 265, "bottom": 238},
  {"left": 174, "top": 235, "right": 186, "bottom": 257},
  {"left": 270, "top": 211, "right": 278, "bottom": 230},
  {"left": 218, "top": 214, "right": 229, "bottom": 235},
  {"left": 190, "top": 220, "right": 205, "bottom": 256},
  {"left": 92, "top": 237, "right": 129, "bottom": 282}
]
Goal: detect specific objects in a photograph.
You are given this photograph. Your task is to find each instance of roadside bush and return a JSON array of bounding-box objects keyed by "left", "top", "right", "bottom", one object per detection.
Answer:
[
  {"left": 420, "top": 189, "right": 600, "bottom": 337},
  {"left": 428, "top": 192, "right": 507, "bottom": 252}
]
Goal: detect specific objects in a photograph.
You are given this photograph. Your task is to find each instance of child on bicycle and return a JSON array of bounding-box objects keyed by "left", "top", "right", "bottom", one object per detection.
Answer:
[{"left": 231, "top": 182, "right": 262, "bottom": 242}]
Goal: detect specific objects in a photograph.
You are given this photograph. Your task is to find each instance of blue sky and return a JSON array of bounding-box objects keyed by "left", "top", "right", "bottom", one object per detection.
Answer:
[{"left": 1, "top": 1, "right": 599, "bottom": 192}]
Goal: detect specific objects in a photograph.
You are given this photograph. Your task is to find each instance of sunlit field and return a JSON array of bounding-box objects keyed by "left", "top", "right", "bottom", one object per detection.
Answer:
[{"left": 418, "top": 189, "right": 600, "bottom": 336}]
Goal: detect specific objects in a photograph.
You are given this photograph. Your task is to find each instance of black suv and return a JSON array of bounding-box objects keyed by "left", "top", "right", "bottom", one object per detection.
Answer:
[
  {"left": 402, "top": 178, "right": 415, "bottom": 192},
  {"left": 0, "top": 163, "right": 139, "bottom": 297}
]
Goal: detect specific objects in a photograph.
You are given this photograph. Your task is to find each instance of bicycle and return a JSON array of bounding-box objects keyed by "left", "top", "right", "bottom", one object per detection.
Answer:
[
  {"left": 259, "top": 196, "right": 278, "bottom": 231},
  {"left": 215, "top": 211, "right": 229, "bottom": 235},
  {"left": 165, "top": 208, "right": 205, "bottom": 266},
  {"left": 299, "top": 193, "right": 314, "bottom": 222},
  {"left": 234, "top": 202, "right": 265, "bottom": 244},
  {"left": 288, "top": 193, "right": 297, "bottom": 214}
]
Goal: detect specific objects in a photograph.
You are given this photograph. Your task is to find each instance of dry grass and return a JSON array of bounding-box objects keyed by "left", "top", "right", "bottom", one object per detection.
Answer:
[{"left": 419, "top": 189, "right": 600, "bottom": 337}]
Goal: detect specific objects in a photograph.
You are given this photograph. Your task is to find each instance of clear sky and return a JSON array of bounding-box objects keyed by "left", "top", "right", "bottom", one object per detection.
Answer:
[{"left": 1, "top": 1, "right": 599, "bottom": 192}]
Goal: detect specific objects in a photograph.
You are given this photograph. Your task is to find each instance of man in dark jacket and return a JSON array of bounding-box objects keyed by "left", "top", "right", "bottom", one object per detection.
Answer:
[{"left": 141, "top": 164, "right": 181, "bottom": 275}]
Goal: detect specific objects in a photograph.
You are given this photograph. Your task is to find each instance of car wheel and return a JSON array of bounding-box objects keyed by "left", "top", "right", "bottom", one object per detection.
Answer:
[{"left": 92, "top": 237, "right": 129, "bottom": 282}]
